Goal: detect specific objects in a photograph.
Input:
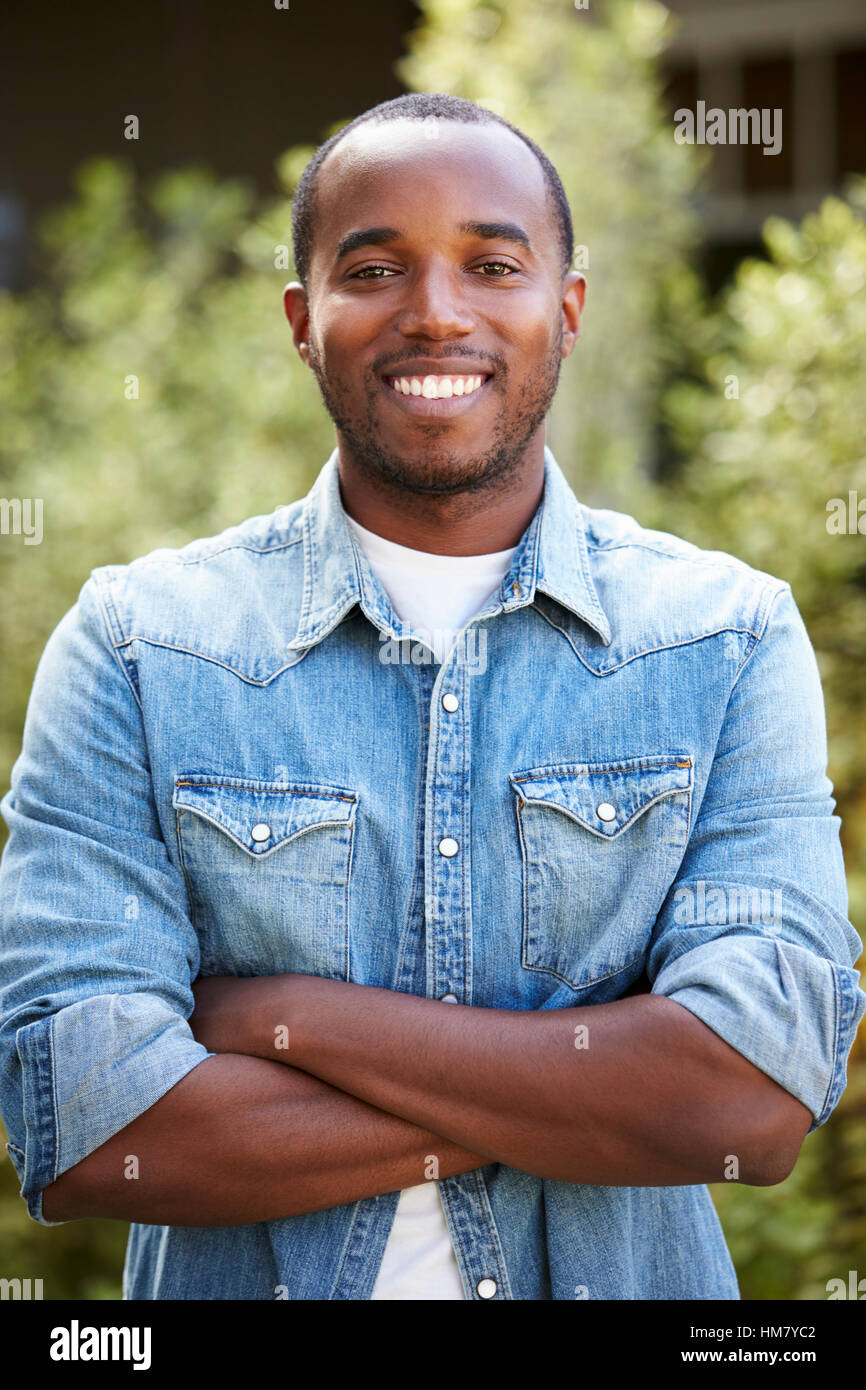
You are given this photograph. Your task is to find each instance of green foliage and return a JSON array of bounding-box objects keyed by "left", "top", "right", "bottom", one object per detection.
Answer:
[
  {"left": 0, "top": 156, "right": 332, "bottom": 779},
  {"left": 659, "top": 183, "right": 866, "bottom": 1301},
  {"left": 0, "top": 1156, "right": 126, "bottom": 1299},
  {"left": 711, "top": 1058, "right": 866, "bottom": 1300},
  {"left": 659, "top": 183, "right": 866, "bottom": 929}
]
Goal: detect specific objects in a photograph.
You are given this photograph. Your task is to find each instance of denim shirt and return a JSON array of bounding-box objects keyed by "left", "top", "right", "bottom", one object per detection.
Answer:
[{"left": 1, "top": 445, "right": 863, "bottom": 1300}]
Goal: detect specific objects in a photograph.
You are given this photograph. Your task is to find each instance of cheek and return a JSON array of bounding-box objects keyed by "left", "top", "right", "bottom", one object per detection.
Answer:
[
  {"left": 492, "top": 299, "right": 560, "bottom": 361},
  {"left": 314, "top": 324, "right": 378, "bottom": 392},
  {"left": 511, "top": 332, "right": 561, "bottom": 386},
  {"left": 315, "top": 294, "right": 383, "bottom": 349},
  {"left": 310, "top": 338, "right": 357, "bottom": 395}
]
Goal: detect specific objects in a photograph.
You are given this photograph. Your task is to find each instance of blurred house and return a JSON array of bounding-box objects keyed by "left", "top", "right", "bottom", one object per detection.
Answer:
[
  {"left": 0, "top": 0, "right": 415, "bottom": 287},
  {"left": 662, "top": 0, "right": 866, "bottom": 284},
  {"left": 2, "top": 0, "right": 865, "bottom": 289}
]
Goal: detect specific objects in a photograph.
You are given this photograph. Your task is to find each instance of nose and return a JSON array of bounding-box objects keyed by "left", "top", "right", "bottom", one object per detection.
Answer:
[{"left": 395, "top": 259, "right": 475, "bottom": 341}]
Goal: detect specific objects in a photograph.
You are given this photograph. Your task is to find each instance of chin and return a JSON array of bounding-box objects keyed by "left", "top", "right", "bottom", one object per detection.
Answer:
[{"left": 378, "top": 447, "right": 501, "bottom": 495}]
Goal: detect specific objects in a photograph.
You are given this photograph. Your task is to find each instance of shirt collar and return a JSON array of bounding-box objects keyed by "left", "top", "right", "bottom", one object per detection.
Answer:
[{"left": 288, "top": 444, "right": 611, "bottom": 650}]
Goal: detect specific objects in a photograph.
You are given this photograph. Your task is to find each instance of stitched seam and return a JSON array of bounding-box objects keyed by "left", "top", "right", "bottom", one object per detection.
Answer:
[
  {"left": 585, "top": 537, "right": 780, "bottom": 577},
  {"left": 89, "top": 577, "right": 145, "bottom": 711},
  {"left": 107, "top": 635, "right": 304, "bottom": 685},
  {"left": 176, "top": 806, "right": 352, "bottom": 854},
  {"left": 176, "top": 782, "right": 355, "bottom": 801},
  {"left": 392, "top": 665, "right": 428, "bottom": 992},
  {"left": 817, "top": 962, "right": 843, "bottom": 1124},
  {"left": 174, "top": 810, "right": 203, "bottom": 946},
  {"left": 469, "top": 1169, "right": 514, "bottom": 1298},
  {"left": 461, "top": 656, "right": 470, "bottom": 1005},
  {"left": 343, "top": 819, "right": 355, "bottom": 983},
  {"left": 532, "top": 605, "right": 764, "bottom": 673},
  {"left": 573, "top": 507, "right": 601, "bottom": 605},
  {"left": 331, "top": 1204, "right": 365, "bottom": 1295},
  {"left": 522, "top": 950, "right": 646, "bottom": 991},
  {"left": 428, "top": 660, "right": 445, "bottom": 1000},
  {"left": 47, "top": 1014, "right": 59, "bottom": 1186},
  {"left": 516, "top": 800, "right": 531, "bottom": 977},
  {"left": 731, "top": 581, "right": 791, "bottom": 684},
  {"left": 516, "top": 786, "right": 690, "bottom": 838},
  {"left": 514, "top": 760, "right": 690, "bottom": 781},
  {"left": 296, "top": 591, "right": 361, "bottom": 645},
  {"left": 302, "top": 500, "right": 318, "bottom": 636},
  {"left": 439, "top": 1180, "right": 472, "bottom": 1292},
  {"left": 150, "top": 534, "right": 304, "bottom": 568}
]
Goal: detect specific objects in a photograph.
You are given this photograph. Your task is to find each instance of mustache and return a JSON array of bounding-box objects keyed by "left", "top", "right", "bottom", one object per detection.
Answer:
[{"left": 370, "top": 348, "right": 507, "bottom": 377}]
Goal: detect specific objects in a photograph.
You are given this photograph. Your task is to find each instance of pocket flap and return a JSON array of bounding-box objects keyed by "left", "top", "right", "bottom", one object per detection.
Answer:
[
  {"left": 173, "top": 775, "right": 357, "bottom": 856},
  {"left": 510, "top": 755, "right": 692, "bottom": 838}
]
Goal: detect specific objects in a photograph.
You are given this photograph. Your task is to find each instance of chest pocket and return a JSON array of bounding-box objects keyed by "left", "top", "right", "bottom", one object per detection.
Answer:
[
  {"left": 509, "top": 755, "right": 692, "bottom": 992},
  {"left": 174, "top": 774, "right": 357, "bottom": 981}
]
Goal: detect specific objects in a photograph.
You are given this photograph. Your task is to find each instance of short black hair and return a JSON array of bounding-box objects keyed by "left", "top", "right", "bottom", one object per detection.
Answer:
[{"left": 291, "top": 92, "right": 574, "bottom": 288}]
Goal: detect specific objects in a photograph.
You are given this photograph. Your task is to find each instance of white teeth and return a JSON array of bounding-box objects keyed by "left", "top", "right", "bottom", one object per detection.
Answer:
[{"left": 389, "top": 374, "right": 486, "bottom": 399}]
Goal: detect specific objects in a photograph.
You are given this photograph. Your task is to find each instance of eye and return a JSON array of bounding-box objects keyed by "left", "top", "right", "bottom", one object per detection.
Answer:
[
  {"left": 473, "top": 260, "right": 518, "bottom": 277},
  {"left": 349, "top": 264, "right": 399, "bottom": 280}
]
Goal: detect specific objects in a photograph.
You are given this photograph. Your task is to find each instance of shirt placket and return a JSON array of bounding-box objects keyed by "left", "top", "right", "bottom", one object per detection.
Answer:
[{"left": 424, "top": 626, "right": 513, "bottom": 1300}]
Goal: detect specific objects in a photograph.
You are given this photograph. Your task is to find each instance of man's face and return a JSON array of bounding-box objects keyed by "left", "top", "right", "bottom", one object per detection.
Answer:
[{"left": 288, "top": 118, "right": 584, "bottom": 496}]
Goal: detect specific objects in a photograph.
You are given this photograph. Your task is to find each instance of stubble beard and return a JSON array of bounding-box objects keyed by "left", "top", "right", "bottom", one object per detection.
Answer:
[{"left": 307, "top": 329, "right": 563, "bottom": 499}]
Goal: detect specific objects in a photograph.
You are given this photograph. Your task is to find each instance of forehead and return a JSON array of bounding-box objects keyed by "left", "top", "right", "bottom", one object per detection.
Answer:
[{"left": 311, "top": 118, "right": 556, "bottom": 265}]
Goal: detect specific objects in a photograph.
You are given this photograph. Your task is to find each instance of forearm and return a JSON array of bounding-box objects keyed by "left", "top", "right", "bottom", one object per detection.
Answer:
[
  {"left": 40, "top": 1052, "right": 489, "bottom": 1226},
  {"left": 195, "top": 977, "right": 810, "bottom": 1187}
]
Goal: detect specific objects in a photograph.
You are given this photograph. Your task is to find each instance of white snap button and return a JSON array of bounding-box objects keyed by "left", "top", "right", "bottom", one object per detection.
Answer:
[
  {"left": 251, "top": 823, "right": 272, "bottom": 842},
  {"left": 440, "top": 993, "right": 459, "bottom": 1004},
  {"left": 442, "top": 692, "right": 459, "bottom": 712},
  {"left": 438, "top": 837, "right": 459, "bottom": 857},
  {"left": 596, "top": 803, "right": 617, "bottom": 823},
  {"left": 476, "top": 1278, "right": 497, "bottom": 1299}
]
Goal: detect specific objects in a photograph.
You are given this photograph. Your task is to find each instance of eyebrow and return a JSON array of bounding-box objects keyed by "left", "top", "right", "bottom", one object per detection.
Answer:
[
  {"left": 334, "top": 220, "right": 533, "bottom": 263},
  {"left": 335, "top": 227, "right": 402, "bottom": 261},
  {"left": 458, "top": 221, "right": 532, "bottom": 253}
]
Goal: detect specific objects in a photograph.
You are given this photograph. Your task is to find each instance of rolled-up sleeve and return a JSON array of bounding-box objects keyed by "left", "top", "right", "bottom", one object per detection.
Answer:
[
  {"left": 649, "top": 583, "right": 866, "bottom": 1134},
  {"left": 0, "top": 575, "right": 213, "bottom": 1224}
]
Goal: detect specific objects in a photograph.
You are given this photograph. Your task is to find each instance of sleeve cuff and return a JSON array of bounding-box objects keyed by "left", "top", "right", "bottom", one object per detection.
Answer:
[
  {"left": 652, "top": 935, "right": 866, "bottom": 1134},
  {"left": 13, "top": 993, "right": 214, "bottom": 1225}
]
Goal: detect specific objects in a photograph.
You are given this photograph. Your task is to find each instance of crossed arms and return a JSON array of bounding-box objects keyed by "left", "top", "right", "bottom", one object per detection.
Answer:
[{"left": 41, "top": 971, "right": 811, "bottom": 1225}]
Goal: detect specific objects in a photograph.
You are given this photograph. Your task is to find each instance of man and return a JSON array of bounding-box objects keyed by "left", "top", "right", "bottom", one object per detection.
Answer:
[{"left": 0, "top": 93, "right": 863, "bottom": 1301}]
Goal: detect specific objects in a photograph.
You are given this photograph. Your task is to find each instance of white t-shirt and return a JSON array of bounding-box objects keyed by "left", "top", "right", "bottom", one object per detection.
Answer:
[
  {"left": 347, "top": 513, "right": 518, "bottom": 666},
  {"left": 344, "top": 511, "right": 518, "bottom": 1301}
]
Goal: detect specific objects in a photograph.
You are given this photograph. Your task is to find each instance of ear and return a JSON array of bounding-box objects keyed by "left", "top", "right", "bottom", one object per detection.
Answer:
[
  {"left": 560, "top": 271, "right": 586, "bottom": 358},
  {"left": 283, "top": 282, "right": 311, "bottom": 365}
]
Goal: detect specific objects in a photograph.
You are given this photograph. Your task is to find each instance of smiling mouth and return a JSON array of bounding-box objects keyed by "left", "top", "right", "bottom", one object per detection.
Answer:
[{"left": 384, "top": 371, "right": 491, "bottom": 400}]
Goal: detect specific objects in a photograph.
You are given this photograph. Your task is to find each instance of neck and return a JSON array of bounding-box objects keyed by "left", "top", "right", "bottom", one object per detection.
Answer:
[{"left": 336, "top": 437, "right": 546, "bottom": 556}]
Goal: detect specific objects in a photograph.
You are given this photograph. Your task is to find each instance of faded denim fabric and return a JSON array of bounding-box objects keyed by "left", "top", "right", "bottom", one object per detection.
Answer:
[{"left": 0, "top": 445, "right": 863, "bottom": 1300}]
